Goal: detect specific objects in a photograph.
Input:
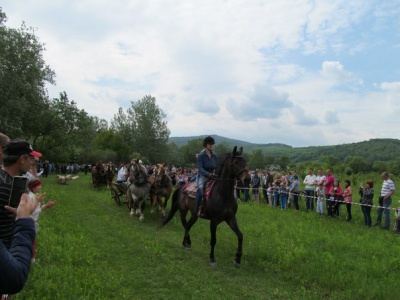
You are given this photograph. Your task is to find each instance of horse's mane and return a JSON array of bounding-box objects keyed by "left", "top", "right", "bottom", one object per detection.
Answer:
[{"left": 216, "top": 152, "right": 231, "bottom": 178}]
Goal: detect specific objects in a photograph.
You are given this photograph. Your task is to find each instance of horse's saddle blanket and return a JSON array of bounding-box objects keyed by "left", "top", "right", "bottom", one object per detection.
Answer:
[{"left": 182, "top": 179, "right": 216, "bottom": 201}]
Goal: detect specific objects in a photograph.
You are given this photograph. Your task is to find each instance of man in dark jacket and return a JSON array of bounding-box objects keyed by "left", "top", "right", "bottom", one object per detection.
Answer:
[
  {"left": 0, "top": 193, "right": 36, "bottom": 295},
  {"left": 1, "top": 139, "right": 41, "bottom": 249}
]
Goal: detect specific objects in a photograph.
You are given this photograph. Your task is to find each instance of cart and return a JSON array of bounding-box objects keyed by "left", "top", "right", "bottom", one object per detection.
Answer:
[{"left": 110, "top": 182, "right": 129, "bottom": 206}]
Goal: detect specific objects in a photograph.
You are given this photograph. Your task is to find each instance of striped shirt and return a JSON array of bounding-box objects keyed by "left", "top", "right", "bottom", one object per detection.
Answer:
[
  {"left": 0, "top": 169, "right": 15, "bottom": 249},
  {"left": 381, "top": 179, "right": 395, "bottom": 197}
]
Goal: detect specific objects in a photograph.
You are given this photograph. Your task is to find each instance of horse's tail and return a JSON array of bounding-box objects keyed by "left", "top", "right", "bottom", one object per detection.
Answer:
[{"left": 159, "top": 187, "right": 180, "bottom": 229}]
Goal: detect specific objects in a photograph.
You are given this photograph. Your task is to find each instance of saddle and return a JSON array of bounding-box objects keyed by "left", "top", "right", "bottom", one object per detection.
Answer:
[{"left": 182, "top": 179, "right": 216, "bottom": 201}]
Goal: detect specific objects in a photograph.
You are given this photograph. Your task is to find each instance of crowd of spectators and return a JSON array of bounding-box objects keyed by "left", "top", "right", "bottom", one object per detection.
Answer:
[{"left": 237, "top": 168, "right": 397, "bottom": 232}]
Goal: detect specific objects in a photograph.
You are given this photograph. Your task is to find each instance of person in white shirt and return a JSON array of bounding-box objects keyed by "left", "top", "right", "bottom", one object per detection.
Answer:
[
  {"left": 376, "top": 171, "right": 396, "bottom": 229},
  {"left": 303, "top": 168, "right": 316, "bottom": 212},
  {"left": 117, "top": 163, "right": 129, "bottom": 183}
]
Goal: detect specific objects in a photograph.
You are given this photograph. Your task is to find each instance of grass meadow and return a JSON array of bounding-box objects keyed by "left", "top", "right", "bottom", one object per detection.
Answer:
[{"left": 14, "top": 173, "right": 400, "bottom": 299}]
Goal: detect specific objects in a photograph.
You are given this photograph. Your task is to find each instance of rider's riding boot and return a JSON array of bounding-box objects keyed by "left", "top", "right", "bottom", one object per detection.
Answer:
[{"left": 195, "top": 189, "right": 202, "bottom": 215}]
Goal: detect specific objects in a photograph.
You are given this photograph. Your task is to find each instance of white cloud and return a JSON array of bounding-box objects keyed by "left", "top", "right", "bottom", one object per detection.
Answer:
[{"left": 2, "top": 0, "right": 399, "bottom": 147}]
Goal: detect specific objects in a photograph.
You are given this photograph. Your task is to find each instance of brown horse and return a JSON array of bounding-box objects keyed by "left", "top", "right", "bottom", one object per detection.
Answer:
[
  {"left": 91, "top": 162, "right": 115, "bottom": 188},
  {"left": 160, "top": 146, "right": 249, "bottom": 267},
  {"left": 150, "top": 163, "right": 173, "bottom": 217},
  {"left": 104, "top": 162, "right": 115, "bottom": 188}
]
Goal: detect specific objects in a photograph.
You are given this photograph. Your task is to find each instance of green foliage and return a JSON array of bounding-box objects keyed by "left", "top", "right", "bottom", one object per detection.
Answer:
[
  {"left": 345, "top": 156, "right": 371, "bottom": 173},
  {"left": 15, "top": 174, "right": 400, "bottom": 299},
  {"left": 0, "top": 9, "right": 55, "bottom": 138},
  {"left": 214, "top": 141, "right": 231, "bottom": 158},
  {"left": 111, "top": 95, "right": 170, "bottom": 164},
  {"left": 34, "top": 92, "right": 97, "bottom": 162},
  {"left": 93, "top": 129, "right": 131, "bottom": 162},
  {"left": 276, "top": 155, "right": 290, "bottom": 170},
  {"left": 180, "top": 138, "right": 203, "bottom": 166},
  {"left": 248, "top": 149, "right": 264, "bottom": 169}
]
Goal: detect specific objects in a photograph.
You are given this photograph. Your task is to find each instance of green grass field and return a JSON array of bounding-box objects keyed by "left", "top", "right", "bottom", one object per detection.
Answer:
[{"left": 14, "top": 173, "right": 400, "bottom": 299}]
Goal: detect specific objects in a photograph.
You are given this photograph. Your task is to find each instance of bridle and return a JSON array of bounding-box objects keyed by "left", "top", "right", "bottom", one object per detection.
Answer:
[{"left": 213, "top": 154, "right": 247, "bottom": 181}]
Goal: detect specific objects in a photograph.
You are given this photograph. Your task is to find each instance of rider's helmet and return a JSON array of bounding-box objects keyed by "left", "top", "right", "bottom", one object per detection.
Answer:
[{"left": 203, "top": 136, "right": 215, "bottom": 147}]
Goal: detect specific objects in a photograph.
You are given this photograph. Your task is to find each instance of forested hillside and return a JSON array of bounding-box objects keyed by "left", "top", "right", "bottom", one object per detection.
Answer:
[{"left": 169, "top": 136, "right": 400, "bottom": 163}]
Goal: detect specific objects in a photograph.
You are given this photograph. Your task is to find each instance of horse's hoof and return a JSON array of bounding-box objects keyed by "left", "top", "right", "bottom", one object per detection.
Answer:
[
  {"left": 234, "top": 261, "right": 241, "bottom": 268},
  {"left": 139, "top": 216, "right": 144, "bottom": 221},
  {"left": 210, "top": 261, "right": 218, "bottom": 267}
]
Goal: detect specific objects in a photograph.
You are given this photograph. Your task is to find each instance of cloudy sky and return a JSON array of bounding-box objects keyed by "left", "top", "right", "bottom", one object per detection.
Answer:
[{"left": 3, "top": 1, "right": 400, "bottom": 147}]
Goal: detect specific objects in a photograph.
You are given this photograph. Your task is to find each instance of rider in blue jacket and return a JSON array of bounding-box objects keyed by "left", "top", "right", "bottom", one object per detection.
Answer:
[{"left": 196, "top": 136, "right": 218, "bottom": 216}]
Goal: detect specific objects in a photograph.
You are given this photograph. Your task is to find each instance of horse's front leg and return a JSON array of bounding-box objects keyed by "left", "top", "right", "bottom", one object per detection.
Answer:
[
  {"left": 210, "top": 221, "right": 218, "bottom": 267},
  {"left": 159, "top": 195, "right": 166, "bottom": 216},
  {"left": 226, "top": 217, "right": 243, "bottom": 268},
  {"left": 127, "top": 191, "right": 135, "bottom": 216},
  {"left": 138, "top": 199, "right": 145, "bottom": 221},
  {"left": 150, "top": 194, "right": 156, "bottom": 214}
]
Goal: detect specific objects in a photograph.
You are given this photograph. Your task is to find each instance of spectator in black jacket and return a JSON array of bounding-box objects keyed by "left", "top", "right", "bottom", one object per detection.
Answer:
[{"left": 0, "top": 193, "right": 36, "bottom": 296}]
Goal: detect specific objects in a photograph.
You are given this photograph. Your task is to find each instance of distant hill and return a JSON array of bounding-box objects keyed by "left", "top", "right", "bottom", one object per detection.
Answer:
[
  {"left": 169, "top": 134, "right": 291, "bottom": 149},
  {"left": 168, "top": 136, "right": 400, "bottom": 162}
]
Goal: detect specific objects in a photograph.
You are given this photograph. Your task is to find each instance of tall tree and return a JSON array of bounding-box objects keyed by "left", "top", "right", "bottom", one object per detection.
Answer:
[
  {"left": 214, "top": 141, "right": 231, "bottom": 158},
  {"left": 112, "top": 95, "right": 170, "bottom": 164},
  {"left": 0, "top": 9, "right": 55, "bottom": 138},
  {"left": 248, "top": 149, "right": 265, "bottom": 169},
  {"left": 34, "top": 92, "right": 96, "bottom": 162},
  {"left": 180, "top": 138, "right": 203, "bottom": 166}
]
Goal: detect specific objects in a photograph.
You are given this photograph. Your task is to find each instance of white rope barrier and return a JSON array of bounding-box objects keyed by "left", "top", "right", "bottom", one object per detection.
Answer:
[{"left": 234, "top": 186, "right": 399, "bottom": 211}]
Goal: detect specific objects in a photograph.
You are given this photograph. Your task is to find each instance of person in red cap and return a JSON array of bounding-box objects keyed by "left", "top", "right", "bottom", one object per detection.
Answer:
[{"left": 1, "top": 139, "right": 42, "bottom": 249}]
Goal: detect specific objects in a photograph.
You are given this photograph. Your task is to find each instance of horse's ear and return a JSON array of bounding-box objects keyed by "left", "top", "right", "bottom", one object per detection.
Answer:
[
  {"left": 238, "top": 147, "right": 243, "bottom": 155},
  {"left": 232, "top": 146, "right": 238, "bottom": 156}
]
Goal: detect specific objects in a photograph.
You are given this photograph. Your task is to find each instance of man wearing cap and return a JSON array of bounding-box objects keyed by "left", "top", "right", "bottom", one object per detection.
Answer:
[
  {"left": 0, "top": 139, "right": 42, "bottom": 249},
  {"left": 0, "top": 133, "right": 10, "bottom": 167}
]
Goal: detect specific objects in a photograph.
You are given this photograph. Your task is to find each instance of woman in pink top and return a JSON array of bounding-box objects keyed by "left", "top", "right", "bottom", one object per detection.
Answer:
[
  {"left": 342, "top": 179, "right": 353, "bottom": 221},
  {"left": 324, "top": 169, "right": 335, "bottom": 216},
  {"left": 329, "top": 179, "right": 343, "bottom": 217}
]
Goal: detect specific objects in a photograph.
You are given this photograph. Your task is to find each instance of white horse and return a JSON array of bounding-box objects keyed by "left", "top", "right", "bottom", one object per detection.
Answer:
[{"left": 127, "top": 160, "right": 154, "bottom": 221}]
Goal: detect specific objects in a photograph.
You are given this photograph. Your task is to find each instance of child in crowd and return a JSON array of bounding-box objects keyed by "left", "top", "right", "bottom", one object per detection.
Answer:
[
  {"left": 267, "top": 184, "right": 273, "bottom": 207},
  {"left": 343, "top": 179, "right": 353, "bottom": 221},
  {"left": 279, "top": 181, "right": 288, "bottom": 210},
  {"left": 329, "top": 179, "right": 343, "bottom": 217},
  {"left": 28, "top": 178, "right": 57, "bottom": 263},
  {"left": 272, "top": 183, "right": 280, "bottom": 208},
  {"left": 395, "top": 207, "right": 400, "bottom": 233},
  {"left": 316, "top": 182, "right": 324, "bottom": 215}
]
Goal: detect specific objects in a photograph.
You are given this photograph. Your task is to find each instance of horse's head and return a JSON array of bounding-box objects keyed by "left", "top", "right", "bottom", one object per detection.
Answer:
[
  {"left": 154, "top": 163, "right": 168, "bottom": 186},
  {"left": 129, "top": 160, "right": 148, "bottom": 185},
  {"left": 228, "top": 146, "right": 249, "bottom": 185}
]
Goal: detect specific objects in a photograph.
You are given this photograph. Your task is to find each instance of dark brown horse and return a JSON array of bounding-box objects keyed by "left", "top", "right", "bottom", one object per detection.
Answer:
[
  {"left": 91, "top": 162, "right": 115, "bottom": 188},
  {"left": 150, "top": 163, "right": 173, "bottom": 217},
  {"left": 160, "top": 146, "right": 249, "bottom": 267}
]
